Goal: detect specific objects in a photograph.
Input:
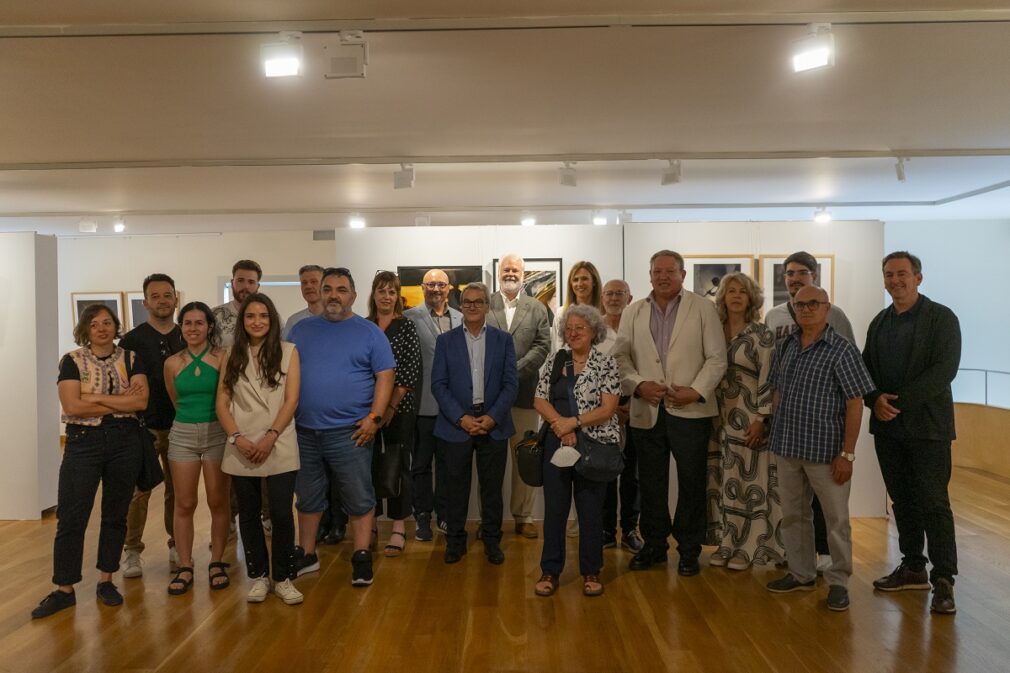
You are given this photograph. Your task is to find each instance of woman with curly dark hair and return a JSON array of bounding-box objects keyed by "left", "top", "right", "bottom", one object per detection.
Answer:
[
  {"left": 216, "top": 293, "right": 303, "bottom": 605},
  {"left": 163, "top": 302, "right": 231, "bottom": 595}
]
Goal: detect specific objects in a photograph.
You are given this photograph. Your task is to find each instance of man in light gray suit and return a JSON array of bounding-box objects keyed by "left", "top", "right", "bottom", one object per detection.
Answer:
[
  {"left": 404, "top": 269, "right": 463, "bottom": 541},
  {"left": 487, "top": 254, "right": 551, "bottom": 538}
]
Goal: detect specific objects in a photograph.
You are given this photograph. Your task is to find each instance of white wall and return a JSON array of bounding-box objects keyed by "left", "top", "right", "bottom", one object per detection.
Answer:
[
  {"left": 623, "top": 220, "right": 887, "bottom": 517},
  {"left": 0, "top": 233, "right": 59, "bottom": 518}
]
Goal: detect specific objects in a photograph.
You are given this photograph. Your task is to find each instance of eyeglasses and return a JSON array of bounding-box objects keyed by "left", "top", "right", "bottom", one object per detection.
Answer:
[
  {"left": 793, "top": 300, "right": 825, "bottom": 312},
  {"left": 564, "top": 325, "right": 589, "bottom": 334},
  {"left": 602, "top": 290, "right": 627, "bottom": 298},
  {"left": 460, "top": 299, "right": 486, "bottom": 308},
  {"left": 784, "top": 269, "right": 812, "bottom": 278},
  {"left": 423, "top": 281, "right": 449, "bottom": 290}
]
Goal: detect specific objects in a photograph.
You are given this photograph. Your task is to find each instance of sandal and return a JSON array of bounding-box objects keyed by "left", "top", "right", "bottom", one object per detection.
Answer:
[
  {"left": 208, "top": 562, "right": 231, "bottom": 590},
  {"left": 583, "top": 575, "right": 604, "bottom": 597},
  {"left": 168, "top": 567, "right": 194, "bottom": 596},
  {"left": 534, "top": 574, "right": 559, "bottom": 597},
  {"left": 384, "top": 531, "right": 406, "bottom": 558}
]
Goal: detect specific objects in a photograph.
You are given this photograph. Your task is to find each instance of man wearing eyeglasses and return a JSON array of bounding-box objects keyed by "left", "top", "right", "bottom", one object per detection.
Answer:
[
  {"left": 120, "top": 274, "right": 184, "bottom": 578},
  {"left": 765, "top": 286, "right": 875, "bottom": 612},
  {"left": 404, "top": 269, "right": 462, "bottom": 541},
  {"left": 431, "top": 283, "right": 518, "bottom": 565},
  {"left": 486, "top": 254, "right": 551, "bottom": 539},
  {"left": 764, "top": 250, "right": 855, "bottom": 572},
  {"left": 862, "top": 252, "right": 961, "bottom": 614}
]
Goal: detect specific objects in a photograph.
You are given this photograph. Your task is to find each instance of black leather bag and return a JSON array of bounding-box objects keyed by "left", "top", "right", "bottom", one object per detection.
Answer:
[
  {"left": 514, "top": 351, "right": 571, "bottom": 488},
  {"left": 372, "top": 431, "right": 402, "bottom": 500},
  {"left": 136, "top": 420, "right": 164, "bottom": 492},
  {"left": 574, "top": 431, "right": 625, "bottom": 483}
]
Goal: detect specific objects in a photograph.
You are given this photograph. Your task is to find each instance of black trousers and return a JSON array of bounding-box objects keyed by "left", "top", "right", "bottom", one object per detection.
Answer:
[
  {"left": 374, "top": 411, "right": 416, "bottom": 521},
  {"left": 631, "top": 408, "right": 711, "bottom": 559},
  {"left": 53, "top": 422, "right": 143, "bottom": 586},
  {"left": 603, "top": 426, "right": 640, "bottom": 536},
  {"left": 541, "top": 441, "right": 607, "bottom": 576},
  {"left": 439, "top": 434, "right": 507, "bottom": 551},
  {"left": 875, "top": 434, "right": 958, "bottom": 583},
  {"left": 233, "top": 471, "right": 297, "bottom": 582},
  {"left": 412, "top": 415, "right": 447, "bottom": 520}
]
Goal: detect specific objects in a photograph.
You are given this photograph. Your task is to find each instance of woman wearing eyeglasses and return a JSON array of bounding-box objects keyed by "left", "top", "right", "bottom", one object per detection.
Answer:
[
  {"left": 533, "top": 304, "right": 621, "bottom": 597},
  {"left": 705, "top": 272, "right": 784, "bottom": 570}
]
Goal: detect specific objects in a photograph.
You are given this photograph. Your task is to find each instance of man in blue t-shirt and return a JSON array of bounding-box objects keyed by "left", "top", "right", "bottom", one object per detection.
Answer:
[{"left": 288, "top": 267, "right": 395, "bottom": 587}]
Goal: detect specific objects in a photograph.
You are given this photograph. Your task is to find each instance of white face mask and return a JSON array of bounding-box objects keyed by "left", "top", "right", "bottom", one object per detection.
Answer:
[{"left": 550, "top": 444, "right": 581, "bottom": 468}]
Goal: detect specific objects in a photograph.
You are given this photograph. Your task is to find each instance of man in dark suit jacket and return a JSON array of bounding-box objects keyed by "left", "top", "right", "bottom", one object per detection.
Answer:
[
  {"left": 432, "top": 282, "right": 518, "bottom": 565},
  {"left": 487, "top": 254, "right": 551, "bottom": 538},
  {"left": 862, "top": 251, "right": 961, "bottom": 615}
]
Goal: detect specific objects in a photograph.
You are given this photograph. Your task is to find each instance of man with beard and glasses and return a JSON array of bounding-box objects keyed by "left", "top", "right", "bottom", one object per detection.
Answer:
[
  {"left": 487, "top": 254, "right": 551, "bottom": 539},
  {"left": 288, "top": 267, "right": 395, "bottom": 586},
  {"left": 404, "top": 269, "right": 463, "bottom": 540},
  {"left": 120, "top": 274, "right": 185, "bottom": 578},
  {"left": 214, "top": 259, "right": 265, "bottom": 348}
]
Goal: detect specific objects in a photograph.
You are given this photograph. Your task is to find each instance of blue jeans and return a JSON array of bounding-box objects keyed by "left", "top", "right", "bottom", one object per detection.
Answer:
[{"left": 296, "top": 426, "right": 375, "bottom": 516}]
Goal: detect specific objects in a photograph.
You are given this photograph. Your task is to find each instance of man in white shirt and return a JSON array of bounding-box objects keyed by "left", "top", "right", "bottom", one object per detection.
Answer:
[{"left": 212, "top": 259, "right": 263, "bottom": 348}]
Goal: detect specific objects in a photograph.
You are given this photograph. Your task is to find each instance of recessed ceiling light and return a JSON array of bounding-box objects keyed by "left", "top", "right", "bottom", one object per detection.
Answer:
[
  {"left": 792, "top": 23, "right": 835, "bottom": 73},
  {"left": 348, "top": 213, "right": 366, "bottom": 229},
  {"left": 592, "top": 212, "right": 607, "bottom": 226},
  {"left": 813, "top": 207, "right": 832, "bottom": 224},
  {"left": 262, "top": 32, "right": 304, "bottom": 78},
  {"left": 520, "top": 212, "right": 536, "bottom": 227},
  {"left": 113, "top": 216, "right": 126, "bottom": 233}
]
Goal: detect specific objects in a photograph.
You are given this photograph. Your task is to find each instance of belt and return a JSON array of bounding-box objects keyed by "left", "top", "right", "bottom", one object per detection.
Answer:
[{"left": 470, "top": 403, "right": 485, "bottom": 416}]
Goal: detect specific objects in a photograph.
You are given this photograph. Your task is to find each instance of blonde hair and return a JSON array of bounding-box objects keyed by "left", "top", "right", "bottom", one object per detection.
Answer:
[{"left": 714, "top": 272, "right": 763, "bottom": 323}]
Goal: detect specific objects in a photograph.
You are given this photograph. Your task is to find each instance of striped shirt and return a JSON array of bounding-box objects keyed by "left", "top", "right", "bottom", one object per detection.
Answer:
[{"left": 768, "top": 325, "right": 875, "bottom": 464}]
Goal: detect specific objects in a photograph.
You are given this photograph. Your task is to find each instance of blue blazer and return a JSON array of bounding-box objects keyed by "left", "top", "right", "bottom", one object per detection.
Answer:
[{"left": 431, "top": 323, "right": 518, "bottom": 443}]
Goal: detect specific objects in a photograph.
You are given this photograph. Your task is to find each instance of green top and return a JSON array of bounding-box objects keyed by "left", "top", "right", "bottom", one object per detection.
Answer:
[{"left": 173, "top": 345, "right": 219, "bottom": 424}]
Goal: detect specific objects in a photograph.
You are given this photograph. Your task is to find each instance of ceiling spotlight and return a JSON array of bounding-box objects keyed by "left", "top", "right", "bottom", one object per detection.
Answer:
[
  {"left": 813, "top": 207, "right": 832, "bottom": 224},
  {"left": 661, "top": 159, "right": 682, "bottom": 186},
  {"left": 618, "top": 210, "right": 633, "bottom": 224},
  {"left": 592, "top": 211, "right": 607, "bottom": 226},
  {"left": 414, "top": 213, "right": 431, "bottom": 227},
  {"left": 520, "top": 212, "right": 537, "bottom": 227},
  {"left": 792, "top": 23, "right": 835, "bottom": 73},
  {"left": 393, "top": 163, "right": 415, "bottom": 190},
  {"left": 895, "top": 157, "right": 907, "bottom": 182},
  {"left": 323, "top": 30, "right": 369, "bottom": 79},
  {"left": 559, "top": 161, "right": 577, "bottom": 188},
  {"left": 262, "top": 31, "right": 304, "bottom": 78},
  {"left": 348, "top": 213, "right": 366, "bottom": 229},
  {"left": 78, "top": 218, "right": 97, "bottom": 233},
  {"left": 113, "top": 216, "right": 126, "bottom": 233}
]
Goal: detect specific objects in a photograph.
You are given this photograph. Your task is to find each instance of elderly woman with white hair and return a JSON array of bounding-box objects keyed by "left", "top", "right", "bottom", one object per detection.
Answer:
[
  {"left": 705, "top": 271, "right": 784, "bottom": 570},
  {"left": 532, "top": 304, "right": 621, "bottom": 597}
]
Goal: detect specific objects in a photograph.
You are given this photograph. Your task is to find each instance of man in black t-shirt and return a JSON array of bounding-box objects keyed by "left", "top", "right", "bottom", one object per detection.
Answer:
[{"left": 120, "top": 274, "right": 184, "bottom": 577}]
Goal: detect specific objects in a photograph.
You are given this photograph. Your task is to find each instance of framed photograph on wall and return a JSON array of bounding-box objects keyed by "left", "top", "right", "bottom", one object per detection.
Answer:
[
  {"left": 125, "top": 291, "right": 149, "bottom": 330},
  {"left": 71, "top": 292, "right": 124, "bottom": 328},
  {"left": 491, "top": 257, "right": 562, "bottom": 321},
  {"left": 758, "top": 254, "right": 834, "bottom": 316},
  {"left": 396, "top": 265, "right": 484, "bottom": 311},
  {"left": 682, "top": 256, "right": 756, "bottom": 302}
]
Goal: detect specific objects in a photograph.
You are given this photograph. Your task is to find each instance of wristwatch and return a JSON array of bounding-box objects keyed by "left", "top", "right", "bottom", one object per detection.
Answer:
[
  {"left": 839, "top": 451, "right": 856, "bottom": 462},
  {"left": 228, "top": 432, "right": 242, "bottom": 445},
  {"left": 368, "top": 412, "right": 383, "bottom": 424}
]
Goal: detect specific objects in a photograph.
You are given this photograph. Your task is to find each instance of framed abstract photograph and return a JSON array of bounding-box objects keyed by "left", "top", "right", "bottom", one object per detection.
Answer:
[
  {"left": 396, "top": 265, "right": 484, "bottom": 311},
  {"left": 71, "top": 292, "right": 124, "bottom": 328},
  {"left": 491, "top": 257, "right": 562, "bottom": 320},
  {"left": 758, "top": 254, "right": 834, "bottom": 316},
  {"left": 682, "top": 256, "right": 756, "bottom": 303},
  {"left": 125, "top": 291, "right": 148, "bottom": 330}
]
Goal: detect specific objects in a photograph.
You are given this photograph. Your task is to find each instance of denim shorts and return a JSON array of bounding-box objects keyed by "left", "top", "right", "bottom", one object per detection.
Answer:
[
  {"left": 295, "top": 425, "right": 375, "bottom": 516},
  {"left": 168, "top": 421, "right": 226, "bottom": 463}
]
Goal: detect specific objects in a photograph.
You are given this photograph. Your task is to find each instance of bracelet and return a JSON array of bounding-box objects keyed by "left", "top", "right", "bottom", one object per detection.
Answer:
[{"left": 266, "top": 428, "right": 280, "bottom": 437}]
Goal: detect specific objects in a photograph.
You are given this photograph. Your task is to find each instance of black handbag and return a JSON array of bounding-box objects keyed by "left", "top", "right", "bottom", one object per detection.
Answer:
[
  {"left": 372, "top": 429, "right": 402, "bottom": 500},
  {"left": 564, "top": 363, "right": 624, "bottom": 483},
  {"left": 136, "top": 419, "right": 165, "bottom": 492},
  {"left": 513, "top": 350, "right": 571, "bottom": 487}
]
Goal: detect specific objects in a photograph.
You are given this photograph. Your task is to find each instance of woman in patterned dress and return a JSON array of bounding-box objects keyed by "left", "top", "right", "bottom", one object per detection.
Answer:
[{"left": 706, "top": 272, "right": 785, "bottom": 570}]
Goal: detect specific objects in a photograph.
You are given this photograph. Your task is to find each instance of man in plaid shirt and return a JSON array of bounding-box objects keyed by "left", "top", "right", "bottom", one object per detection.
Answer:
[{"left": 765, "top": 286, "right": 876, "bottom": 612}]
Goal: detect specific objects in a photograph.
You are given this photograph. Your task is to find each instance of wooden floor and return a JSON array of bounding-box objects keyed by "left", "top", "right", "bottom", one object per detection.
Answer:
[{"left": 2, "top": 467, "right": 1010, "bottom": 673}]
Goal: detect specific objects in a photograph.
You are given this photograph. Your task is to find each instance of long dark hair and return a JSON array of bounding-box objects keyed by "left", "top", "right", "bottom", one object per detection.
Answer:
[
  {"left": 367, "top": 271, "right": 404, "bottom": 321},
  {"left": 177, "top": 301, "right": 221, "bottom": 348},
  {"left": 223, "top": 293, "right": 284, "bottom": 394}
]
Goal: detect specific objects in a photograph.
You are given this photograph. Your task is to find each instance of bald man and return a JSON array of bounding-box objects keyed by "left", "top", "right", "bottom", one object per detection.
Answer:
[
  {"left": 404, "top": 269, "right": 463, "bottom": 540},
  {"left": 487, "top": 254, "right": 551, "bottom": 538},
  {"left": 765, "top": 286, "right": 875, "bottom": 612}
]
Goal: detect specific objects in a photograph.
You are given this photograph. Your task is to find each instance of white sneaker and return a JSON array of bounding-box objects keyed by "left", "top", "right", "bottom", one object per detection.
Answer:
[
  {"left": 168, "top": 547, "right": 180, "bottom": 573},
  {"left": 122, "top": 550, "right": 143, "bottom": 578},
  {"left": 273, "top": 579, "right": 303, "bottom": 605},
  {"left": 247, "top": 576, "right": 271, "bottom": 603},
  {"left": 816, "top": 554, "right": 832, "bottom": 575}
]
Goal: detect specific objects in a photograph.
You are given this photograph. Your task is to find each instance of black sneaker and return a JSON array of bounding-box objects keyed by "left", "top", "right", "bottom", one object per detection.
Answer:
[
  {"left": 621, "top": 530, "right": 645, "bottom": 553},
  {"left": 602, "top": 530, "right": 618, "bottom": 549},
  {"left": 293, "top": 545, "right": 320, "bottom": 577},
  {"left": 931, "top": 578, "right": 956, "bottom": 614},
  {"left": 96, "top": 581, "right": 123, "bottom": 606},
  {"left": 351, "top": 549, "right": 373, "bottom": 586},
  {"left": 766, "top": 573, "right": 816, "bottom": 593},
  {"left": 873, "top": 563, "right": 930, "bottom": 592},
  {"left": 827, "top": 585, "right": 850, "bottom": 611},
  {"left": 415, "top": 512, "right": 433, "bottom": 542},
  {"left": 31, "top": 590, "right": 76, "bottom": 619}
]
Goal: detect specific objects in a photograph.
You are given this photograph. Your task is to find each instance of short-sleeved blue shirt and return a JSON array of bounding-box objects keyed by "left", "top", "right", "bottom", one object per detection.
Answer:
[
  {"left": 289, "top": 314, "right": 396, "bottom": 429},
  {"left": 769, "top": 325, "right": 876, "bottom": 464}
]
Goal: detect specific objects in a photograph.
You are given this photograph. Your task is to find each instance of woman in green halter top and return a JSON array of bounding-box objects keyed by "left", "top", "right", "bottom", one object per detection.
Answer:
[{"left": 163, "top": 302, "right": 230, "bottom": 595}]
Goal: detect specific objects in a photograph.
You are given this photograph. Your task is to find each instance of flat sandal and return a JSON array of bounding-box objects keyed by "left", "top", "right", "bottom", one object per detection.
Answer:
[
  {"left": 208, "top": 561, "right": 231, "bottom": 590},
  {"left": 384, "top": 531, "right": 406, "bottom": 558},
  {"left": 168, "top": 567, "right": 194, "bottom": 596}
]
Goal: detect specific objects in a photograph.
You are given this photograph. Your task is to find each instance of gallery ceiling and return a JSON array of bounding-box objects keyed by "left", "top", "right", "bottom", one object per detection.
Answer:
[{"left": 2, "top": 2, "right": 1010, "bottom": 234}]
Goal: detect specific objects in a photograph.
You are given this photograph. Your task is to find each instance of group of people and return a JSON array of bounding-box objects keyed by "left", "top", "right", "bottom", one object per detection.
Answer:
[{"left": 33, "top": 247, "right": 962, "bottom": 619}]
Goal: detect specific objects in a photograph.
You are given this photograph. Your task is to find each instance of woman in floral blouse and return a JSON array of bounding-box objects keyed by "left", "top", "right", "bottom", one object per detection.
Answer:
[{"left": 533, "top": 304, "right": 621, "bottom": 597}]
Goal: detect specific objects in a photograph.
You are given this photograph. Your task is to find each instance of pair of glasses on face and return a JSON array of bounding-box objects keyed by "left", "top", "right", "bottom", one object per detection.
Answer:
[
  {"left": 784, "top": 269, "right": 812, "bottom": 278},
  {"left": 793, "top": 300, "right": 825, "bottom": 312},
  {"left": 602, "top": 290, "right": 627, "bottom": 298},
  {"left": 461, "top": 299, "right": 486, "bottom": 308},
  {"left": 423, "top": 281, "right": 449, "bottom": 290},
  {"left": 564, "top": 325, "right": 589, "bottom": 335}
]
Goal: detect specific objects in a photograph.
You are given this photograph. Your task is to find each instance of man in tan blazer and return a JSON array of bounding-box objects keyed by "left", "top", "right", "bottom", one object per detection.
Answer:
[
  {"left": 613, "top": 250, "right": 727, "bottom": 576},
  {"left": 487, "top": 254, "right": 551, "bottom": 538}
]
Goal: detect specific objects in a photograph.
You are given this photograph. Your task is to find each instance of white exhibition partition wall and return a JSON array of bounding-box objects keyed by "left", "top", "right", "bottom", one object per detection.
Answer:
[{"left": 0, "top": 233, "right": 59, "bottom": 519}]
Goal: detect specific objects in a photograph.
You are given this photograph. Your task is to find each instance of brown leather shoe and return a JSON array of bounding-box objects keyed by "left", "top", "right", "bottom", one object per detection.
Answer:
[
  {"left": 515, "top": 521, "right": 538, "bottom": 539},
  {"left": 583, "top": 575, "right": 604, "bottom": 597},
  {"left": 534, "top": 574, "right": 559, "bottom": 596}
]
